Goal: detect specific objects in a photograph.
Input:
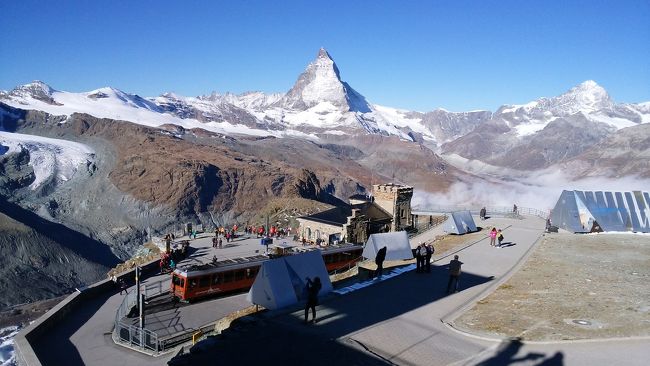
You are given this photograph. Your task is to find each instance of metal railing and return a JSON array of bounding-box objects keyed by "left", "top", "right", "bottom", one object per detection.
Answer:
[
  {"left": 413, "top": 206, "right": 548, "bottom": 219},
  {"left": 412, "top": 214, "right": 448, "bottom": 236},
  {"left": 113, "top": 278, "right": 170, "bottom": 354}
]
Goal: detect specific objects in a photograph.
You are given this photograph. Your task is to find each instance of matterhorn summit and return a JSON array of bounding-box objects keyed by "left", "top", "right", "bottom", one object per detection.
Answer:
[{"left": 279, "top": 48, "right": 371, "bottom": 113}]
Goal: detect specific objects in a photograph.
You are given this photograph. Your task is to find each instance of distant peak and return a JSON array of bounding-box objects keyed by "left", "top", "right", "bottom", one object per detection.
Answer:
[
  {"left": 21, "top": 80, "right": 55, "bottom": 93},
  {"left": 571, "top": 80, "right": 606, "bottom": 94},
  {"left": 318, "top": 47, "right": 332, "bottom": 60},
  {"left": 579, "top": 80, "right": 600, "bottom": 88},
  {"left": 565, "top": 80, "right": 609, "bottom": 100},
  {"left": 278, "top": 48, "right": 370, "bottom": 113}
]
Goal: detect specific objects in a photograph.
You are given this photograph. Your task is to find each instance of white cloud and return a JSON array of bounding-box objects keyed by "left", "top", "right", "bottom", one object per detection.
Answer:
[{"left": 413, "top": 168, "right": 650, "bottom": 212}]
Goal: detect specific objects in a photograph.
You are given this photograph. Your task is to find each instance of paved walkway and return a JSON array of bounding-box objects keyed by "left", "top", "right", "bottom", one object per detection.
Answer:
[
  {"left": 169, "top": 215, "right": 650, "bottom": 365},
  {"left": 31, "top": 233, "right": 279, "bottom": 365},
  {"left": 29, "top": 216, "right": 650, "bottom": 365}
]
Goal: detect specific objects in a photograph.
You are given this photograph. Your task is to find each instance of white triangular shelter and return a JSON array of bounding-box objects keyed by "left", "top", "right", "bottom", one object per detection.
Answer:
[
  {"left": 362, "top": 231, "right": 413, "bottom": 261},
  {"left": 443, "top": 211, "right": 477, "bottom": 234},
  {"left": 247, "top": 250, "right": 332, "bottom": 310}
]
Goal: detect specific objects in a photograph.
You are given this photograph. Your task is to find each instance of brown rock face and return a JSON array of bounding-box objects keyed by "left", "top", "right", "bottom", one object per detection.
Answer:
[{"left": 63, "top": 114, "right": 339, "bottom": 218}]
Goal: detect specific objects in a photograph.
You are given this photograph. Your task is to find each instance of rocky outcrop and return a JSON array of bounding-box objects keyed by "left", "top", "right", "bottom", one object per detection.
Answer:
[
  {"left": 561, "top": 123, "right": 650, "bottom": 178},
  {"left": 0, "top": 147, "right": 35, "bottom": 192},
  {"left": 0, "top": 198, "right": 119, "bottom": 309}
]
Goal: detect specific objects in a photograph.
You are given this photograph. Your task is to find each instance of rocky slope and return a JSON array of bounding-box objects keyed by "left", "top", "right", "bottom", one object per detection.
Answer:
[
  {"left": 441, "top": 81, "right": 649, "bottom": 170},
  {"left": 0, "top": 198, "right": 119, "bottom": 309},
  {"left": 559, "top": 123, "right": 650, "bottom": 178}
]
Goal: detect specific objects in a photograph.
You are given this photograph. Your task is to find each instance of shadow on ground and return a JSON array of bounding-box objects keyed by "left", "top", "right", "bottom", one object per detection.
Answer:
[
  {"left": 476, "top": 338, "right": 564, "bottom": 366},
  {"left": 32, "top": 292, "right": 113, "bottom": 366},
  {"left": 168, "top": 264, "right": 536, "bottom": 365}
]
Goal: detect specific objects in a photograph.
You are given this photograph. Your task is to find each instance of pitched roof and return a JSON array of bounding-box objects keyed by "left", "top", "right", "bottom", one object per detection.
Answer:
[
  {"left": 300, "top": 206, "right": 352, "bottom": 226},
  {"left": 299, "top": 202, "right": 393, "bottom": 226}
]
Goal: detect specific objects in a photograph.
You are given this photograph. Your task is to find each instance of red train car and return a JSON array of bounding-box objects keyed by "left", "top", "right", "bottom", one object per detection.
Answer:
[{"left": 171, "top": 243, "right": 363, "bottom": 302}]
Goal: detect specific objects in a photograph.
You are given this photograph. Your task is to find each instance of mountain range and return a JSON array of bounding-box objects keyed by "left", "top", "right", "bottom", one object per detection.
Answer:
[{"left": 1, "top": 48, "right": 649, "bottom": 307}]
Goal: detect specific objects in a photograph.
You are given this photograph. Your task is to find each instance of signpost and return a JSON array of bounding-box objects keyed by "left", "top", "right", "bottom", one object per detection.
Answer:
[{"left": 261, "top": 237, "right": 273, "bottom": 254}]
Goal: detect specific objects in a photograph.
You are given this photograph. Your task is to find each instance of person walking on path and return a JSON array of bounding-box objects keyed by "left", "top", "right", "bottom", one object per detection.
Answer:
[
  {"left": 479, "top": 207, "right": 486, "bottom": 221},
  {"left": 425, "top": 244, "right": 433, "bottom": 273},
  {"left": 304, "top": 277, "right": 322, "bottom": 323},
  {"left": 489, "top": 227, "right": 497, "bottom": 247},
  {"left": 119, "top": 279, "right": 127, "bottom": 295},
  {"left": 446, "top": 255, "right": 463, "bottom": 294},
  {"left": 497, "top": 229, "right": 504, "bottom": 248},
  {"left": 375, "top": 246, "right": 387, "bottom": 279}
]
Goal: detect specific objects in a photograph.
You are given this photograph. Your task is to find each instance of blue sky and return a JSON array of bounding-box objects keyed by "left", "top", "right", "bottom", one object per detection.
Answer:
[{"left": 1, "top": 1, "right": 648, "bottom": 111}]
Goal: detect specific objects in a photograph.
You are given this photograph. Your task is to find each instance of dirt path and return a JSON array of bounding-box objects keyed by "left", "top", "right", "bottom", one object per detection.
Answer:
[{"left": 453, "top": 232, "right": 650, "bottom": 341}]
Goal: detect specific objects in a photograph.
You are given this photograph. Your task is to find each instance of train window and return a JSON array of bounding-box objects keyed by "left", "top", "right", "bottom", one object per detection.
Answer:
[
  {"left": 172, "top": 276, "right": 185, "bottom": 288},
  {"left": 212, "top": 274, "right": 222, "bottom": 285},
  {"left": 189, "top": 279, "right": 198, "bottom": 289},
  {"left": 199, "top": 276, "right": 210, "bottom": 288},
  {"left": 223, "top": 271, "right": 234, "bottom": 283},
  {"left": 246, "top": 268, "right": 257, "bottom": 278},
  {"left": 235, "top": 270, "right": 245, "bottom": 281}
]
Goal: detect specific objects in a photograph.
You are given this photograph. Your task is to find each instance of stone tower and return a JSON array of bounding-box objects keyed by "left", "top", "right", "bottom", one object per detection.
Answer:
[{"left": 372, "top": 183, "right": 414, "bottom": 231}]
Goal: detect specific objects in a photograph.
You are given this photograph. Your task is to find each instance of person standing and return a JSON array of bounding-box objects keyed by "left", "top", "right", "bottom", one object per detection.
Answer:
[
  {"left": 375, "top": 246, "right": 387, "bottom": 279},
  {"left": 480, "top": 207, "right": 486, "bottom": 221},
  {"left": 415, "top": 243, "right": 423, "bottom": 273},
  {"left": 425, "top": 244, "right": 434, "bottom": 273},
  {"left": 489, "top": 227, "right": 497, "bottom": 247},
  {"left": 497, "top": 229, "right": 504, "bottom": 247},
  {"left": 446, "top": 255, "right": 463, "bottom": 294},
  {"left": 304, "top": 277, "right": 322, "bottom": 323}
]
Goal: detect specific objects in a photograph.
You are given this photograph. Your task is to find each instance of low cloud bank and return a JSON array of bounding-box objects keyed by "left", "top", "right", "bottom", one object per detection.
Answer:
[{"left": 413, "top": 169, "right": 650, "bottom": 212}]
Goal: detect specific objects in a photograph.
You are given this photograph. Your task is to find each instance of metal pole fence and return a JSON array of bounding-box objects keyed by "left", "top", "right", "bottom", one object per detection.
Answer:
[
  {"left": 113, "top": 277, "right": 170, "bottom": 354},
  {"left": 413, "top": 206, "right": 548, "bottom": 219}
]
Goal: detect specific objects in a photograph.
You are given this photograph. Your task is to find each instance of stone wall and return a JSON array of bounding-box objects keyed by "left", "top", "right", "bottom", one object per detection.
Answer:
[
  {"left": 296, "top": 218, "right": 342, "bottom": 244},
  {"left": 343, "top": 209, "right": 368, "bottom": 244},
  {"left": 372, "top": 183, "right": 413, "bottom": 231}
]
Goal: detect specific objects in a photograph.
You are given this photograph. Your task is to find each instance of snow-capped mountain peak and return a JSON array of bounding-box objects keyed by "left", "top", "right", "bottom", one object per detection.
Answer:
[
  {"left": 559, "top": 80, "right": 611, "bottom": 111},
  {"left": 9, "top": 81, "right": 59, "bottom": 104},
  {"left": 86, "top": 87, "right": 161, "bottom": 111},
  {"left": 278, "top": 48, "right": 371, "bottom": 113}
]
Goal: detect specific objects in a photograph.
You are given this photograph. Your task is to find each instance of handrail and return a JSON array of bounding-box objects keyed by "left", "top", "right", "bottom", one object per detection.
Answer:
[
  {"left": 412, "top": 205, "right": 549, "bottom": 219},
  {"left": 112, "top": 277, "right": 170, "bottom": 355}
]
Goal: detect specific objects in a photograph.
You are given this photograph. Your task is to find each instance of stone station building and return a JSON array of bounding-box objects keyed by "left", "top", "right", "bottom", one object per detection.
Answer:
[{"left": 297, "top": 183, "right": 414, "bottom": 245}]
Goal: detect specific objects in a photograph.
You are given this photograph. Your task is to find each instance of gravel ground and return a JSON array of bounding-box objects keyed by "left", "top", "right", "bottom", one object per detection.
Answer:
[{"left": 453, "top": 232, "right": 650, "bottom": 341}]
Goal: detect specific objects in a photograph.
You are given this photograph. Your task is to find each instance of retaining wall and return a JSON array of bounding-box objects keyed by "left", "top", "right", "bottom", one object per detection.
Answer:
[{"left": 14, "top": 259, "right": 159, "bottom": 366}]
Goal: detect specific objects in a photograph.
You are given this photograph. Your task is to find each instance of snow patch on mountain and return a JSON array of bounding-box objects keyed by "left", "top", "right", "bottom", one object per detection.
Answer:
[
  {"left": 199, "top": 91, "right": 284, "bottom": 110},
  {"left": 587, "top": 112, "right": 637, "bottom": 129},
  {"left": 1, "top": 325, "right": 20, "bottom": 366},
  {"left": 2, "top": 83, "right": 283, "bottom": 138},
  {"left": 0, "top": 131, "right": 95, "bottom": 189},
  {"left": 494, "top": 80, "right": 648, "bottom": 137}
]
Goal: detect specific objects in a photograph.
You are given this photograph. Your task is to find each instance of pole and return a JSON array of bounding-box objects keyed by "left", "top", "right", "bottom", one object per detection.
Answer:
[
  {"left": 135, "top": 266, "right": 141, "bottom": 311},
  {"left": 140, "top": 293, "right": 145, "bottom": 329}
]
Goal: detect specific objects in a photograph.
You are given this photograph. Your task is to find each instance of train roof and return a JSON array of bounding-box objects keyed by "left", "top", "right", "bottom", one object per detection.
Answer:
[{"left": 174, "top": 242, "right": 363, "bottom": 277}]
